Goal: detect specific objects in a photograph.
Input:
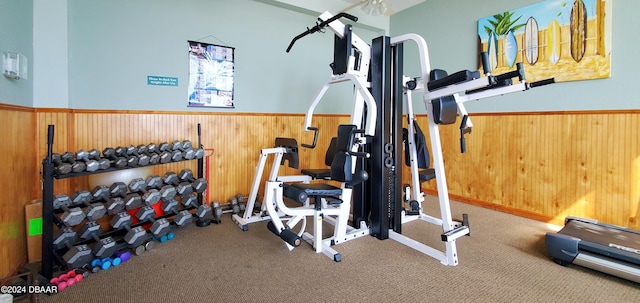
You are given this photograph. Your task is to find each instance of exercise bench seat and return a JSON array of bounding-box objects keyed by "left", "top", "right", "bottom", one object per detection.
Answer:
[
  {"left": 301, "top": 137, "right": 339, "bottom": 180},
  {"left": 284, "top": 183, "right": 343, "bottom": 205},
  {"left": 285, "top": 125, "right": 368, "bottom": 209}
]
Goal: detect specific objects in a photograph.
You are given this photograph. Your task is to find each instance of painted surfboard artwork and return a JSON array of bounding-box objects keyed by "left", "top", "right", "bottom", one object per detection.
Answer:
[
  {"left": 487, "top": 32, "right": 498, "bottom": 71},
  {"left": 523, "top": 17, "right": 539, "bottom": 65},
  {"left": 570, "top": 0, "right": 587, "bottom": 62},
  {"left": 546, "top": 19, "right": 561, "bottom": 65},
  {"left": 504, "top": 30, "right": 518, "bottom": 68},
  {"left": 478, "top": 0, "right": 611, "bottom": 83}
]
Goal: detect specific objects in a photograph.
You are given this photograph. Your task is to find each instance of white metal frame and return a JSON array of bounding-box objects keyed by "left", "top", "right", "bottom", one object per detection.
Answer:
[
  {"left": 389, "top": 34, "right": 531, "bottom": 266},
  {"left": 233, "top": 12, "right": 375, "bottom": 261},
  {"left": 262, "top": 165, "right": 369, "bottom": 262},
  {"left": 231, "top": 147, "right": 304, "bottom": 230}
]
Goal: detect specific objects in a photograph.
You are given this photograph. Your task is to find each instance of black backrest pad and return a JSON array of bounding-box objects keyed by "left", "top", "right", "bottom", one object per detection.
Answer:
[
  {"left": 332, "top": 24, "right": 352, "bottom": 75},
  {"left": 324, "top": 137, "right": 339, "bottom": 167},
  {"left": 429, "top": 69, "right": 458, "bottom": 125},
  {"left": 329, "top": 125, "right": 357, "bottom": 183},
  {"left": 275, "top": 137, "right": 299, "bottom": 169},
  {"left": 404, "top": 123, "right": 430, "bottom": 169},
  {"left": 336, "top": 125, "right": 356, "bottom": 150},
  {"left": 330, "top": 152, "right": 352, "bottom": 183}
]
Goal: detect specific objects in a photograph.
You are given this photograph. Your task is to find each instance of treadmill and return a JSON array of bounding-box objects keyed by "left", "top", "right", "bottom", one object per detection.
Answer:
[{"left": 546, "top": 216, "right": 640, "bottom": 283}]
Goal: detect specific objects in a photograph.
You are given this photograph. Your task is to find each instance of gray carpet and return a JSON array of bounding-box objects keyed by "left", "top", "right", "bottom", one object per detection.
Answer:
[{"left": 37, "top": 196, "right": 639, "bottom": 303}]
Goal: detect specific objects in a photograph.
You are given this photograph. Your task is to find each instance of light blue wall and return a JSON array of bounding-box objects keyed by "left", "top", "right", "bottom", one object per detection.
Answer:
[
  {"left": 66, "top": 0, "right": 382, "bottom": 113},
  {"left": 33, "top": 0, "right": 69, "bottom": 108},
  {"left": 6, "top": 0, "right": 634, "bottom": 113},
  {"left": 391, "top": 0, "right": 639, "bottom": 113},
  {"left": 0, "top": 0, "right": 33, "bottom": 106}
]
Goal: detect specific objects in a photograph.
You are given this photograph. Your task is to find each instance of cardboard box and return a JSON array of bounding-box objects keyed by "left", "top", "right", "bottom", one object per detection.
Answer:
[{"left": 25, "top": 200, "right": 42, "bottom": 263}]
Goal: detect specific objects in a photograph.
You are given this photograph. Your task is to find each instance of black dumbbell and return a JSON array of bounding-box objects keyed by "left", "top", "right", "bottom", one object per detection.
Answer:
[
  {"left": 59, "top": 151, "right": 87, "bottom": 173},
  {"left": 90, "top": 185, "right": 110, "bottom": 202},
  {"left": 140, "top": 144, "right": 162, "bottom": 165},
  {"left": 170, "top": 140, "right": 184, "bottom": 151},
  {"left": 177, "top": 169, "right": 208, "bottom": 194},
  {"left": 52, "top": 227, "right": 94, "bottom": 269},
  {"left": 161, "top": 171, "right": 179, "bottom": 186},
  {"left": 164, "top": 141, "right": 184, "bottom": 162},
  {"left": 158, "top": 142, "right": 171, "bottom": 152},
  {"left": 78, "top": 221, "right": 118, "bottom": 260},
  {"left": 158, "top": 150, "right": 172, "bottom": 164},
  {"left": 180, "top": 194, "right": 213, "bottom": 227},
  {"left": 110, "top": 212, "right": 153, "bottom": 255},
  {"left": 102, "top": 147, "right": 127, "bottom": 168},
  {"left": 172, "top": 140, "right": 197, "bottom": 160},
  {"left": 143, "top": 174, "right": 177, "bottom": 201},
  {"left": 50, "top": 153, "right": 72, "bottom": 175},
  {"left": 145, "top": 174, "right": 176, "bottom": 200},
  {"left": 176, "top": 182, "right": 194, "bottom": 198},
  {"left": 75, "top": 149, "right": 100, "bottom": 172},
  {"left": 70, "top": 190, "right": 107, "bottom": 221},
  {"left": 87, "top": 149, "right": 111, "bottom": 170},
  {"left": 53, "top": 194, "right": 86, "bottom": 226},
  {"left": 124, "top": 193, "right": 143, "bottom": 211},
  {"left": 106, "top": 197, "right": 125, "bottom": 215},
  {"left": 106, "top": 182, "right": 128, "bottom": 214},
  {"left": 115, "top": 146, "right": 139, "bottom": 167},
  {"left": 160, "top": 198, "right": 193, "bottom": 227},
  {"left": 109, "top": 182, "right": 128, "bottom": 198},
  {"left": 194, "top": 146, "right": 205, "bottom": 159},
  {"left": 126, "top": 145, "right": 151, "bottom": 166},
  {"left": 128, "top": 178, "right": 161, "bottom": 205},
  {"left": 156, "top": 142, "right": 173, "bottom": 163},
  {"left": 146, "top": 143, "right": 159, "bottom": 154},
  {"left": 135, "top": 206, "right": 172, "bottom": 242},
  {"left": 211, "top": 201, "right": 224, "bottom": 221}
]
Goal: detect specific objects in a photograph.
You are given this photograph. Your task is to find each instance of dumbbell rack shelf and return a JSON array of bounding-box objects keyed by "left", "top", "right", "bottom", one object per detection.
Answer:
[{"left": 41, "top": 123, "right": 206, "bottom": 280}]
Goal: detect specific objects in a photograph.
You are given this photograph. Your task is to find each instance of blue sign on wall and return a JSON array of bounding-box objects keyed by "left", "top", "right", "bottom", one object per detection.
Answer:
[{"left": 147, "top": 76, "right": 178, "bottom": 86}]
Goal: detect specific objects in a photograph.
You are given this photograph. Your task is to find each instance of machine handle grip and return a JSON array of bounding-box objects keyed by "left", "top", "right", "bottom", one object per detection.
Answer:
[
  {"left": 197, "top": 123, "right": 203, "bottom": 149},
  {"left": 47, "top": 125, "right": 54, "bottom": 163},
  {"left": 495, "top": 62, "right": 525, "bottom": 82},
  {"left": 286, "top": 13, "right": 358, "bottom": 53},
  {"left": 480, "top": 52, "right": 491, "bottom": 75},
  {"left": 301, "top": 127, "right": 319, "bottom": 149},
  {"left": 459, "top": 115, "right": 471, "bottom": 154},
  {"left": 348, "top": 151, "right": 369, "bottom": 158},
  {"left": 529, "top": 78, "right": 555, "bottom": 88}
]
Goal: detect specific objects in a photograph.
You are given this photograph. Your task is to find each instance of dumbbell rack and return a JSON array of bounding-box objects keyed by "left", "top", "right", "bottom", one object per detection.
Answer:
[{"left": 40, "top": 123, "right": 206, "bottom": 280}]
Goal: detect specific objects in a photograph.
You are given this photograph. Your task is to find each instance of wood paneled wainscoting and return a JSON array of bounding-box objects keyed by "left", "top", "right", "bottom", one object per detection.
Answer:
[
  {"left": 414, "top": 110, "right": 640, "bottom": 229},
  {"left": 2, "top": 107, "right": 637, "bottom": 279},
  {"left": 35, "top": 110, "right": 352, "bottom": 201},
  {"left": 0, "top": 104, "right": 36, "bottom": 279}
]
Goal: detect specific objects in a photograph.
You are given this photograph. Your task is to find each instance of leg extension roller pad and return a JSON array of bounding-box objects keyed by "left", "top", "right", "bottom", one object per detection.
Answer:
[{"left": 267, "top": 221, "right": 301, "bottom": 247}]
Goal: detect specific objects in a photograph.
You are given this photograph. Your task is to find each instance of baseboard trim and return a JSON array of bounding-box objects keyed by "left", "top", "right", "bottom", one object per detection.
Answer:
[{"left": 423, "top": 189, "right": 563, "bottom": 226}]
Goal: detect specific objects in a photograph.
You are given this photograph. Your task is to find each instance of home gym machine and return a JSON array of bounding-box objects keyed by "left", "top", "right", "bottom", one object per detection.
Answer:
[
  {"left": 234, "top": 11, "right": 553, "bottom": 264},
  {"left": 232, "top": 12, "right": 377, "bottom": 261},
  {"left": 546, "top": 216, "right": 640, "bottom": 283},
  {"left": 343, "top": 13, "right": 551, "bottom": 265}
]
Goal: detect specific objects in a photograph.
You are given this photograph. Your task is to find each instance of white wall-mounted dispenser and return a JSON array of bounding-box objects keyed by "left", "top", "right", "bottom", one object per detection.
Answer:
[{"left": 3, "top": 52, "right": 28, "bottom": 80}]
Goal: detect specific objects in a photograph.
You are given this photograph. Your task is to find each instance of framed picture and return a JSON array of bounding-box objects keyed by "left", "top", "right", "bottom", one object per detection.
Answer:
[
  {"left": 187, "top": 40, "right": 235, "bottom": 108},
  {"left": 478, "top": 0, "right": 612, "bottom": 82}
]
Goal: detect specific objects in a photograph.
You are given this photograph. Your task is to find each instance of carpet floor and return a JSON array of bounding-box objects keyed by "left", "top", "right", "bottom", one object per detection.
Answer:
[{"left": 34, "top": 195, "right": 639, "bottom": 303}]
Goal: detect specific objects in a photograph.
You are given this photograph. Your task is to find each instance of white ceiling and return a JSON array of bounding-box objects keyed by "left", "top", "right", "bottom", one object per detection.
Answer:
[
  {"left": 339, "top": 0, "right": 426, "bottom": 15},
  {"left": 259, "top": 0, "right": 426, "bottom": 31}
]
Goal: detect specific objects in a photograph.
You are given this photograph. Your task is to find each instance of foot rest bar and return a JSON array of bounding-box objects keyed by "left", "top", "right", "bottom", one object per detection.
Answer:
[
  {"left": 441, "top": 226, "right": 470, "bottom": 242},
  {"left": 441, "top": 214, "right": 470, "bottom": 242}
]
